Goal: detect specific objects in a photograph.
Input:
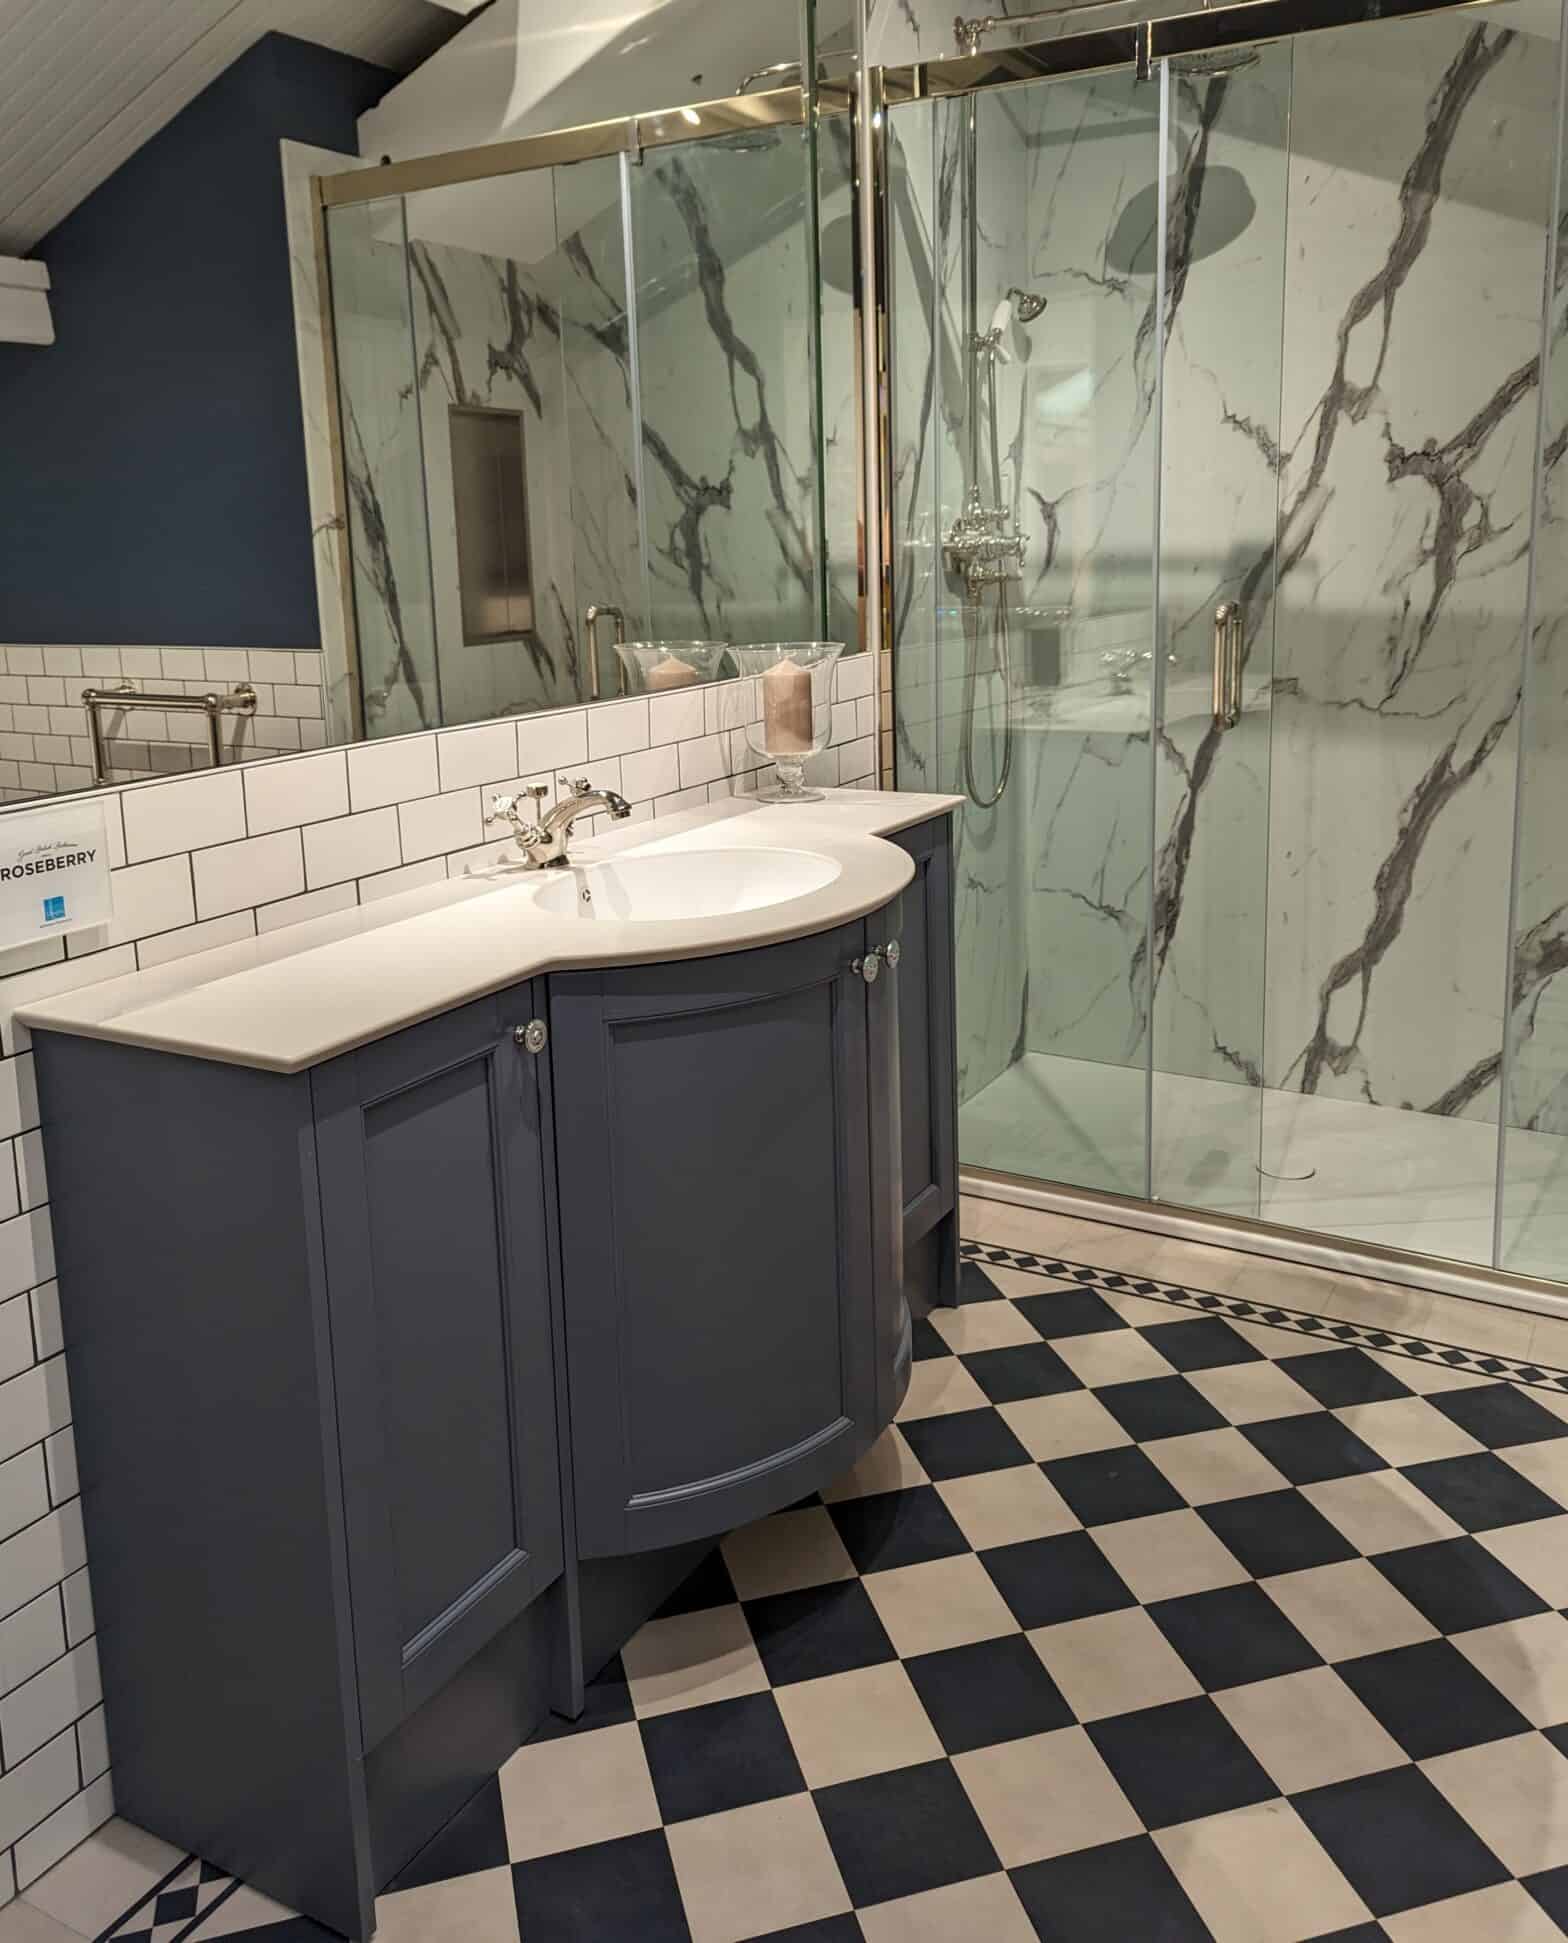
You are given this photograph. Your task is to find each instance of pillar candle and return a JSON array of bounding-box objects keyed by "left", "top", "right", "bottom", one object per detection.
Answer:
[
  {"left": 762, "top": 656, "right": 813, "bottom": 753},
  {"left": 645, "top": 653, "right": 700, "bottom": 690}
]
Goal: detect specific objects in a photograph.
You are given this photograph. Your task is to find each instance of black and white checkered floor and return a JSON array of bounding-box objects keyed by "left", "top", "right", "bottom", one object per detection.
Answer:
[{"left": 18, "top": 1220, "right": 1568, "bottom": 1942}]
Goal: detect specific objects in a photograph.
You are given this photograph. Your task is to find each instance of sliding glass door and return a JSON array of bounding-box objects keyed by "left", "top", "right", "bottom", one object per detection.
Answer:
[{"left": 889, "top": 0, "right": 1568, "bottom": 1286}]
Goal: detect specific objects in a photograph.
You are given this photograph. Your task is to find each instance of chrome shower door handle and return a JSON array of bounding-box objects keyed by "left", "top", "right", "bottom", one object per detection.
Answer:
[
  {"left": 583, "top": 603, "right": 627, "bottom": 703},
  {"left": 1213, "top": 601, "right": 1244, "bottom": 731}
]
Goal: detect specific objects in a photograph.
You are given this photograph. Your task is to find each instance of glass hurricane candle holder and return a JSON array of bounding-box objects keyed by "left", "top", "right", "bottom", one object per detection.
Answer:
[
  {"left": 731, "top": 642, "right": 845, "bottom": 801},
  {"left": 613, "top": 641, "right": 730, "bottom": 695}
]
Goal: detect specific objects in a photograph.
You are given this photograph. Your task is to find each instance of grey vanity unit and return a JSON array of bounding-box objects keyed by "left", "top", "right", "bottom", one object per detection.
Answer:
[{"left": 27, "top": 808, "right": 957, "bottom": 1939}]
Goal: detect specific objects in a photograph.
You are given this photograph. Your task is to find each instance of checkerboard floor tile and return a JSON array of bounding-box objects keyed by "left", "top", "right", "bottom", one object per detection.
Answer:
[{"left": 21, "top": 1216, "right": 1568, "bottom": 1942}]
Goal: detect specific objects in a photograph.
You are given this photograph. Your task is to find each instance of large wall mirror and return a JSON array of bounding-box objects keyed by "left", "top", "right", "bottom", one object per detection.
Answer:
[
  {"left": 0, "top": 0, "right": 860, "bottom": 803},
  {"left": 322, "top": 84, "right": 857, "bottom": 740}
]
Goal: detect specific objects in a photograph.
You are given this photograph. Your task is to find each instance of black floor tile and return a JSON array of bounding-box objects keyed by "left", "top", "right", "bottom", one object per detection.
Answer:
[
  {"left": 1370, "top": 1536, "right": 1549, "bottom": 1635},
  {"left": 911, "top": 1315, "right": 951, "bottom": 1362},
  {"left": 903, "top": 1634, "right": 1074, "bottom": 1755},
  {"left": 961, "top": 1259, "right": 1012, "bottom": 1302},
  {"left": 1276, "top": 1349, "right": 1414, "bottom": 1409},
  {"left": 1427, "top": 1381, "right": 1568, "bottom": 1450},
  {"left": 1087, "top": 1695, "right": 1278, "bottom": 1828},
  {"left": 387, "top": 1776, "right": 508, "bottom": 1890},
  {"left": 1011, "top": 1833, "right": 1211, "bottom": 1942},
  {"left": 1014, "top": 1286, "right": 1128, "bottom": 1340},
  {"left": 1241, "top": 1413, "right": 1388, "bottom": 1486},
  {"left": 960, "top": 1340, "right": 1083, "bottom": 1404},
  {"left": 1402, "top": 1452, "right": 1566, "bottom": 1531},
  {"left": 814, "top": 1758, "right": 999, "bottom": 1906},
  {"left": 1043, "top": 1445, "right": 1188, "bottom": 1525},
  {"left": 528, "top": 1655, "right": 635, "bottom": 1741},
  {"left": 826, "top": 1486, "right": 970, "bottom": 1574},
  {"left": 1335, "top": 1639, "right": 1533, "bottom": 1760},
  {"left": 1547, "top": 1722, "right": 1568, "bottom": 1760},
  {"left": 1141, "top": 1316, "right": 1264, "bottom": 1372},
  {"left": 898, "top": 1407, "right": 1033, "bottom": 1481},
  {"left": 1095, "top": 1375, "right": 1229, "bottom": 1443},
  {"left": 1199, "top": 1489, "right": 1359, "bottom": 1580},
  {"left": 1524, "top": 1865, "right": 1568, "bottom": 1934},
  {"left": 1306, "top": 1928, "right": 1390, "bottom": 1942},
  {"left": 638, "top": 1691, "right": 804, "bottom": 1824},
  {"left": 511, "top": 1830, "right": 689, "bottom": 1941},
  {"left": 653, "top": 1548, "right": 737, "bottom": 1619},
  {"left": 1291, "top": 1766, "right": 1509, "bottom": 1918},
  {"left": 743, "top": 1578, "right": 896, "bottom": 1688},
  {"left": 979, "top": 1530, "right": 1137, "bottom": 1629},
  {"left": 1149, "top": 1582, "right": 1323, "bottom": 1692}
]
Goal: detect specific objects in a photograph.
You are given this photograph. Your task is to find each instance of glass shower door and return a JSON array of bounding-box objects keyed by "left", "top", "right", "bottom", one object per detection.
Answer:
[
  {"left": 889, "top": 55, "right": 1281, "bottom": 1206},
  {"left": 887, "top": 67, "right": 1169, "bottom": 1196},
  {"left": 1148, "top": 46, "right": 1290, "bottom": 1220}
]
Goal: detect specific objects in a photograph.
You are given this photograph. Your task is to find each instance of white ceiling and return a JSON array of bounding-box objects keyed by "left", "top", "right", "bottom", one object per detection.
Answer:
[{"left": 0, "top": 0, "right": 461, "bottom": 255}]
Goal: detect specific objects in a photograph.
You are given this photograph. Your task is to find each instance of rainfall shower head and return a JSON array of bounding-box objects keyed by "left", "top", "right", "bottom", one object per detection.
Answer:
[{"left": 1169, "top": 45, "right": 1261, "bottom": 75}]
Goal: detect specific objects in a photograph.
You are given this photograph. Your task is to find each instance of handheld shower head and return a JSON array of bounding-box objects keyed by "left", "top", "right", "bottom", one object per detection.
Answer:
[{"left": 1007, "top": 286, "right": 1048, "bottom": 323}]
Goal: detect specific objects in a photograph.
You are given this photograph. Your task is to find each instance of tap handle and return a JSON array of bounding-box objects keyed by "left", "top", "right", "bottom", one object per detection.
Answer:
[
  {"left": 559, "top": 775, "right": 592, "bottom": 798},
  {"left": 485, "top": 794, "right": 520, "bottom": 826}
]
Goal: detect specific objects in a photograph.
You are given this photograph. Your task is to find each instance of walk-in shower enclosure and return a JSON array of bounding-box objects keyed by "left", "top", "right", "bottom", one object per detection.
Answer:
[{"left": 887, "top": 0, "right": 1568, "bottom": 1283}]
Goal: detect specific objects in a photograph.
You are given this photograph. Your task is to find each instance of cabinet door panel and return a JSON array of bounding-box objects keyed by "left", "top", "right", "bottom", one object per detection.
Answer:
[
  {"left": 891, "top": 820, "right": 957, "bottom": 1244},
  {"left": 553, "top": 922, "right": 882, "bottom": 1556},
  {"left": 314, "top": 989, "right": 563, "bottom": 1749},
  {"left": 359, "top": 1059, "right": 522, "bottom": 1647}
]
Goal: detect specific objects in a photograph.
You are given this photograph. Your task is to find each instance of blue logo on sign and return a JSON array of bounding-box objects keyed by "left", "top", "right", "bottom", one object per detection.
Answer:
[{"left": 42, "top": 896, "right": 65, "bottom": 924}]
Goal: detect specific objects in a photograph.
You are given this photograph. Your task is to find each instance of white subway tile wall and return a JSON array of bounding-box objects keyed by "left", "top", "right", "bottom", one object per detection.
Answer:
[
  {"left": 0, "top": 649, "right": 328, "bottom": 802},
  {"left": 0, "top": 661, "right": 876, "bottom": 1899}
]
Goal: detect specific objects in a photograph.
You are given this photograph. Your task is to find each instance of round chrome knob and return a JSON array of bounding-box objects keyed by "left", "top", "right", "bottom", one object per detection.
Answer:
[
  {"left": 514, "top": 1020, "right": 549, "bottom": 1053},
  {"left": 884, "top": 940, "right": 902, "bottom": 969}
]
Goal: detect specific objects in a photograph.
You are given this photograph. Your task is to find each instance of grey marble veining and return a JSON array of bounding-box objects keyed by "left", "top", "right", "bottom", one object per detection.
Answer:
[
  {"left": 1258, "top": 15, "right": 1554, "bottom": 1126},
  {"left": 630, "top": 132, "right": 822, "bottom": 644}
]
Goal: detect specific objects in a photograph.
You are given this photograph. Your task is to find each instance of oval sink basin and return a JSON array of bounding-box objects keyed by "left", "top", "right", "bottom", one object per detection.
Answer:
[{"left": 528, "top": 848, "right": 840, "bottom": 922}]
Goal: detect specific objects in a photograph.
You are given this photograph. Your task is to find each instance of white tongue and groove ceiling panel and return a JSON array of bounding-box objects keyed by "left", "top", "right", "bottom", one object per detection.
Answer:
[{"left": 0, "top": 0, "right": 461, "bottom": 255}]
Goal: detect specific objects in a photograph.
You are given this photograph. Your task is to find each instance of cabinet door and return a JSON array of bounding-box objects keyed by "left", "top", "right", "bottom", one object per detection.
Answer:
[
  {"left": 314, "top": 986, "right": 563, "bottom": 1750},
  {"left": 553, "top": 921, "right": 885, "bottom": 1557},
  {"left": 890, "top": 818, "right": 957, "bottom": 1243}
]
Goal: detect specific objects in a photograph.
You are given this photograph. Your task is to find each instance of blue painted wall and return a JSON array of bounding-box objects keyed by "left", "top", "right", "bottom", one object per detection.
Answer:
[{"left": 0, "top": 34, "right": 390, "bottom": 649}]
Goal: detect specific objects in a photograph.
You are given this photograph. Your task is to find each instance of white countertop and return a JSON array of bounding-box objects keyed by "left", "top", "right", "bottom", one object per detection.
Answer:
[{"left": 18, "top": 790, "right": 962, "bottom": 1074}]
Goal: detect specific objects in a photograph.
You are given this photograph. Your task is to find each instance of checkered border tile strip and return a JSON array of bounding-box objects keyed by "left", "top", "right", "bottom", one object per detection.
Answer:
[
  {"left": 962, "top": 1240, "right": 1568, "bottom": 1395},
  {"left": 98, "top": 1853, "right": 240, "bottom": 1941}
]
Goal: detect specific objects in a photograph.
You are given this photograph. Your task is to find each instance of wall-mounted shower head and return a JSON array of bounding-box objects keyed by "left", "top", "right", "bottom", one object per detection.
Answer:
[{"left": 1170, "top": 46, "right": 1261, "bottom": 76}]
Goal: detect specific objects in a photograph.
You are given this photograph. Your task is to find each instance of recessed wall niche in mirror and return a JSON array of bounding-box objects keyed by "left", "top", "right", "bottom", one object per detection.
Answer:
[{"left": 326, "top": 110, "right": 846, "bottom": 739}]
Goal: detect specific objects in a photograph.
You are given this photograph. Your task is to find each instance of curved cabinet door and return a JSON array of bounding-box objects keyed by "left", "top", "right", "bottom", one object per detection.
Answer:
[
  {"left": 552, "top": 920, "right": 888, "bottom": 1557},
  {"left": 313, "top": 985, "right": 564, "bottom": 1750}
]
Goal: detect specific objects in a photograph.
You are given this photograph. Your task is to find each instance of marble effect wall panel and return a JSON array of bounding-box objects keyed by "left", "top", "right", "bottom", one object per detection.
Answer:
[
  {"left": 1148, "top": 53, "right": 1289, "bottom": 1143},
  {"left": 408, "top": 226, "right": 588, "bottom": 725},
  {"left": 629, "top": 131, "right": 822, "bottom": 645},
  {"left": 1259, "top": 13, "right": 1556, "bottom": 1125},
  {"left": 328, "top": 197, "right": 442, "bottom": 740}
]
